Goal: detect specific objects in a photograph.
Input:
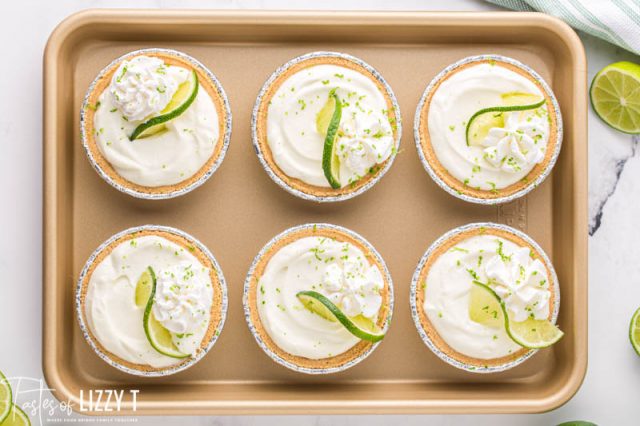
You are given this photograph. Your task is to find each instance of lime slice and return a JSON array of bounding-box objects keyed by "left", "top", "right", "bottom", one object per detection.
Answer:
[
  {"left": 469, "top": 281, "right": 563, "bottom": 349},
  {"left": 316, "top": 92, "right": 334, "bottom": 135},
  {"left": 298, "top": 290, "right": 337, "bottom": 322},
  {"left": 468, "top": 281, "right": 504, "bottom": 328},
  {"left": 320, "top": 91, "right": 343, "bottom": 189},
  {"left": 501, "top": 91, "right": 543, "bottom": 106},
  {"left": 141, "top": 266, "right": 189, "bottom": 359},
  {"left": 0, "top": 405, "right": 30, "bottom": 426},
  {"left": 465, "top": 97, "right": 545, "bottom": 146},
  {"left": 629, "top": 307, "right": 640, "bottom": 356},
  {"left": 130, "top": 69, "right": 199, "bottom": 140},
  {"left": 590, "top": 61, "right": 640, "bottom": 134},
  {"left": 0, "top": 371, "right": 11, "bottom": 424},
  {"left": 135, "top": 267, "right": 154, "bottom": 308},
  {"left": 296, "top": 290, "right": 385, "bottom": 342},
  {"left": 466, "top": 110, "right": 504, "bottom": 147},
  {"left": 144, "top": 312, "right": 190, "bottom": 359}
]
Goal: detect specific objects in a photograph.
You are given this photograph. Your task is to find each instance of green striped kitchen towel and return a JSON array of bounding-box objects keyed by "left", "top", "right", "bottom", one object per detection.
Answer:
[{"left": 487, "top": 0, "right": 640, "bottom": 55}]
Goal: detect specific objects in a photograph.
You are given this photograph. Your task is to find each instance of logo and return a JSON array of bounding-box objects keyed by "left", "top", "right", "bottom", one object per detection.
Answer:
[{"left": 2, "top": 375, "right": 140, "bottom": 424}]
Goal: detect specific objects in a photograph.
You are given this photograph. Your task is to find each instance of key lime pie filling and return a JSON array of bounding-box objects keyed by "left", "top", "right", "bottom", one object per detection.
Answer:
[
  {"left": 410, "top": 223, "right": 561, "bottom": 373},
  {"left": 243, "top": 223, "right": 393, "bottom": 373},
  {"left": 76, "top": 225, "right": 227, "bottom": 376},
  {"left": 252, "top": 51, "right": 401, "bottom": 202},
  {"left": 415, "top": 55, "right": 562, "bottom": 204},
  {"left": 81, "top": 48, "right": 231, "bottom": 199}
]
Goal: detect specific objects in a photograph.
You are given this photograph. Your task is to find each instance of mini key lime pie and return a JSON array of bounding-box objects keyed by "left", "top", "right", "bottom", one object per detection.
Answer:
[
  {"left": 252, "top": 52, "right": 401, "bottom": 202},
  {"left": 81, "top": 48, "right": 231, "bottom": 199},
  {"left": 76, "top": 225, "right": 227, "bottom": 376},
  {"left": 415, "top": 55, "right": 562, "bottom": 204},
  {"left": 243, "top": 223, "right": 393, "bottom": 373},
  {"left": 410, "top": 223, "right": 562, "bottom": 373}
]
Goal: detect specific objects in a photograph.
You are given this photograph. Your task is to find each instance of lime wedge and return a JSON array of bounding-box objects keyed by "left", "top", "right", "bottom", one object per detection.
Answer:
[
  {"left": 0, "top": 405, "right": 30, "bottom": 426},
  {"left": 465, "top": 97, "right": 545, "bottom": 146},
  {"left": 296, "top": 290, "right": 385, "bottom": 342},
  {"left": 141, "top": 266, "right": 190, "bottom": 359},
  {"left": 507, "top": 316, "right": 564, "bottom": 349},
  {"left": 629, "top": 307, "right": 640, "bottom": 356},
  {"left": 469, "top": 281, "right": 563, "bottom": 349},
  {"left": 556, "top": 422, "right": 596, "bottom": 426},
  {"left": 130, "top": 69, "right": 199, "bottom": 140},
  {"left": 320, "top": 91, "right": 343, "bottom": 189},
  {"left": 590, "top": 61, "right": 640, "bottom": 134},
  {"left": 0, "top": 371, "right": 11, "bottom": 424},
  {"left": 135, "top": 267, "right": 154, "bottom": 307}
]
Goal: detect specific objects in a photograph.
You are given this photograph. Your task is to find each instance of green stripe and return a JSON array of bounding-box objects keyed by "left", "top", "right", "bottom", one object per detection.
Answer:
[
  {"left": 567, "top": 0, "right": 636, "bottom": 53},
  {"left": 612, "top": 0, "right": 640, "bottom": 32},
  {"left": 488, "top": 0, "right": 640, "bottom": 55},
  {"left": 550, "top": 0, "right": 625, "bottom": 51},
  {"left": 523, "top": 0, "right": 586, "bottom": 33}
]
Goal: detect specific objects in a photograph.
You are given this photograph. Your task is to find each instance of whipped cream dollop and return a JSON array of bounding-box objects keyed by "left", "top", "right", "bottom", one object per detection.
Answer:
[
  {"left": 428, "top": 62, "right": 550, "bottom": 190},
  {"left": 266, "top": 64, "right": 396, "bottom": 187},
  {"left": 482, "top": 111, "right": 548, "bottom": 173},
  {"left": 338, "top": 116, "right": 394, "bottom": 179},
  {"left": 153, "top": 262, "right": 211, "bottom": 335},
  {"left": 84, "top": 235, "right": 213, "bottom": 367},
  {"left": 423, "top": 233, "right": 552, "bottom": 359},
  {"left": 257, "top": 235, "right": 385, "bottom": 359},
  {"left": 110, "top": 56, "right": 188, "bottom": 122},
  {"left": 322, "top": 260, "right": 383, "bottom": 318},
  {"left": 484, "top": 243, "right": 550, "bottom": 321},
  {"left": 93, "top": 56, "right": 220, "bottom": 188}
]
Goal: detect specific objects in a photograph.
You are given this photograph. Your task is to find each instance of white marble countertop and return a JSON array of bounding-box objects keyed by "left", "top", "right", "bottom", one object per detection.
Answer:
[{"left": 1, "top": 0, "right": 638, "bottom": 424}]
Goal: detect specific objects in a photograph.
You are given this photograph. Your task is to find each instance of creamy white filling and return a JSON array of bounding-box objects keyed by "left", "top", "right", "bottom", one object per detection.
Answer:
[
  {"left": 424, "top": 234, "right": 551, "bottom": 360},
  {"left": 266, "top": 64, "right": 395, "bottom": 188},
  {"left": 428, "top": 63, "right": 550, "bottom": 190},
  {"left": 94, "top": 60, "right": 219, "bottom": 188},
  {"left": 257, "top": 236, "right": 385, "bottom": 359},
  {"left": 85, "top": 235, "right": 213, "bottom": 367}
]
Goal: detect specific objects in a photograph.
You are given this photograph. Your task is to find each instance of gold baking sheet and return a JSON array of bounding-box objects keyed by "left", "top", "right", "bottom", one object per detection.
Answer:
[{"left": 43, "top": 9, "right": 588, "bottom": 414}]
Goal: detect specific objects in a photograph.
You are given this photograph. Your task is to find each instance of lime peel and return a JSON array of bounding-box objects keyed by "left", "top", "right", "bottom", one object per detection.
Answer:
[
  {"left": 629, "top": 307, "right": 640, "bottom": 356},
  {"left": 141, "top": 266, "right": 190, "bottom": 359},
  {"left": 465, "top": 98, "right": 545, "bottom": 146},
  {"left": 130, "top": 69, "right": 199, "bottom": 140},
  {"left": 320, "top": 90, "right": 343, "bottom": 189},
  {"left": 296, "top": 290, "right": 385, "bottom": 342}
]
